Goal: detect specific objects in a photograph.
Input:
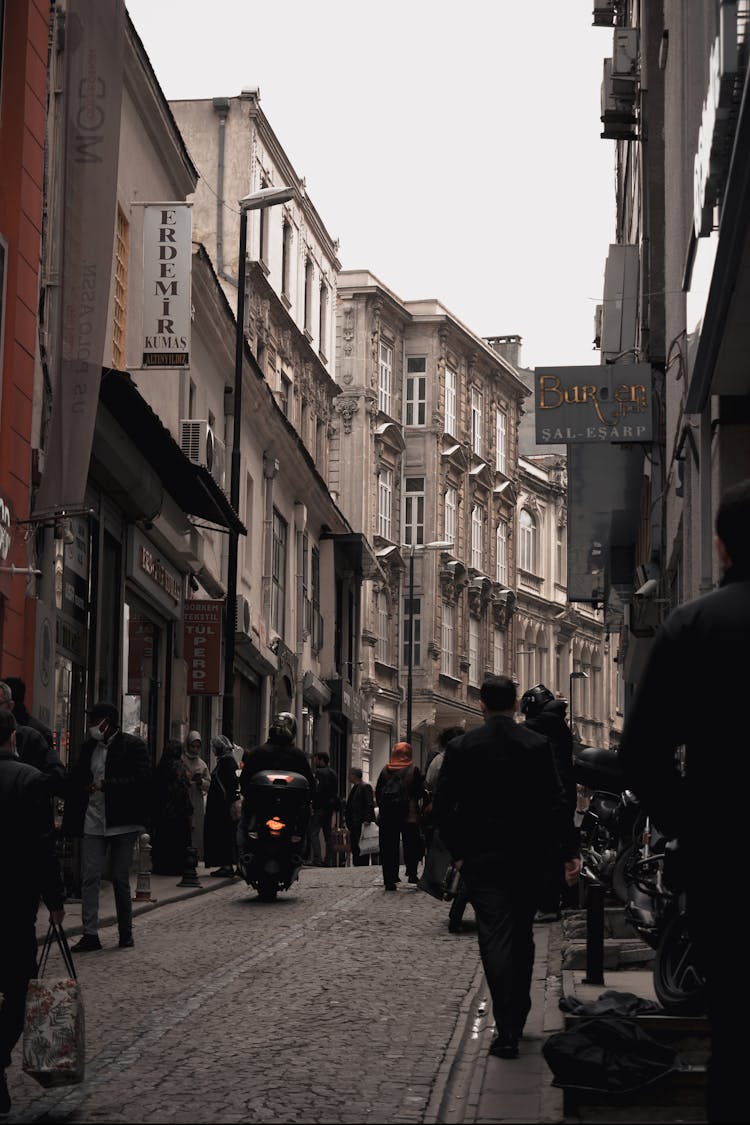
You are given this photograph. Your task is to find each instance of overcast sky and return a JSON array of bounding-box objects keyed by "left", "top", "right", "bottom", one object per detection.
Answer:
[{"left": 126, "top": 0, "right": 616, "bottom": 371}]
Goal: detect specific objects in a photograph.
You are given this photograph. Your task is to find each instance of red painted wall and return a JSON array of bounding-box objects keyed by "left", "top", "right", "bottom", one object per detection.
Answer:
[{"left": 0, "top": 0, "right": 50, "bottom": 685}]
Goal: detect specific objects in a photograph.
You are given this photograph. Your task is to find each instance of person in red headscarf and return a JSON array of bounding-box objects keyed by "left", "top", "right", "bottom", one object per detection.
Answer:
[{"left": 375, "top": 742, "right": 425, "bottom": 891}]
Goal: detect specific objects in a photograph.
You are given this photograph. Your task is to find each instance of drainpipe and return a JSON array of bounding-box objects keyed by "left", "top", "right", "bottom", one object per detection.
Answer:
[
  {"left": 262, "top": 452, "right": 279, "bottom": 645},
  {"left": 212, "top": 98, "right": 237, "bottom": 288},
  {"left": 294, "top": 502, "right": 308, "bottom": 742}
]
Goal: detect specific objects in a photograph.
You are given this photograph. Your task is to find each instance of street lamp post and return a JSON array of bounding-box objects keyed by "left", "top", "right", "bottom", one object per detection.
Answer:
[
  {"left": 404, "top": 540, "right": 453, "bottom": 744},
  {"left": 222, "top": 186, "right": 294, "bottom": 743},
  {"left": 569, "top": 669, "right": 588, "bottom": 742}
]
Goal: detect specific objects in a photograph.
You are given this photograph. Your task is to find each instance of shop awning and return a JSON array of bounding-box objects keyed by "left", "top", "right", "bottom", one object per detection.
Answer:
[
  {"left": 99, "top": 370, "right": 245, "bottom": 536},
  {"left": 321, "top": 531, "right": 383, "bottom": 581}
]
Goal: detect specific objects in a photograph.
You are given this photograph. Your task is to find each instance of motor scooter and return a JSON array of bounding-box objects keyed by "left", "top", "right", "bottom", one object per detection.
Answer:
[
  {"left": 573, "top": 746, "right": 639, "bottom": 900},
  {"left": 237, "top": 769, "right": 311, "bottom": 901}
]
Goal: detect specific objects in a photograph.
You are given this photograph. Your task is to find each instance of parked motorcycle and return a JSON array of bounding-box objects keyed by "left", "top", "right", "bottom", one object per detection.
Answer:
[
  {"left": 573, "top": 746, "right": 639, "bottom": 901},
  {"left": 237, "top": 769, "right": 311, "bottom": 901}
]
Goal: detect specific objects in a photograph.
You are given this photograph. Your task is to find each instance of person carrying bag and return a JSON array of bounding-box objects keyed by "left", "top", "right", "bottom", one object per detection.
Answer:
[{"left": 23, "top": 921, "right": 85, "bottom": 1088}]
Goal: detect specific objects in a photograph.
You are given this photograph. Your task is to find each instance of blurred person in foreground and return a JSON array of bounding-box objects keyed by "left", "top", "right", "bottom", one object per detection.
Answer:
[
  {"left": 434, "top": 675, "right": 579, "bottom": 1059},
  {"left": 620, "top": 477, "right": 750, "bottom": 1125}
]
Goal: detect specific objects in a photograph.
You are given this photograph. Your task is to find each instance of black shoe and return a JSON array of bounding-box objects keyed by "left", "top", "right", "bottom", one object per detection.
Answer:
[
  {"left": 71, "top": 934, "right": 102, "bottom": 952},
  {"left": 534, "top": 910, "right": 561, "bottom": 924},
  {"left": 489, "top": 1033, "right": 519, "bottom": 1059},
  {"left": 448, "top": 920, "right": 464, "bottom": 934},
  {"left": 384, "top": 884, "right": 397, "bottom": 891},
  {"left": 210, "top": 866, "right": 235, "bottom": 877},
  {"left": 0, "top": 1069, "right": 11, "bottom": 1120},
  {"left": 407, "top": 875, "right": 419, "bottom": 884},
  {"left": 118, "top": 934, "right": 134, "bottom": 948}
]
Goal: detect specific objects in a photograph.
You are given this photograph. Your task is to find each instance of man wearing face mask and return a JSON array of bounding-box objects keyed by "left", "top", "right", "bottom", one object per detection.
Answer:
[{"left": 61, "top": 702, "right": 150, "bottom": 952}]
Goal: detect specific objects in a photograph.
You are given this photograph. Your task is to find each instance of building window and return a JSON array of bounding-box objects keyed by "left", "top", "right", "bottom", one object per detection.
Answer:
[
  {"left": 405, "top": 358, "right": 426, "bottom": 425},
  {"left": 471, "top": 505, "right": 483, "bottom": 571},
  {"left": 403, "top": 595, "right": 421, "bottom": 667},
  {"left": 315, "top": 418, "right": 326, "bottom": 469},
  {"left": 378, "top": 341, "right": 393, "bottom": 415},
  {"left": 258, "top": 178, "right": 270, "bottom": 265},
  {"left": 496, "top": 519, "right": 508, "bottom": 585},
  {"left": 556, "top": 523, "right": 566, "bottom": 584},
  {"left": 519, "top": 508, "right": 537, "bottom": 573},
  {"left": 378, "top": 467, "right": 393, "bottom": 540},
  {"left": 444, "top": 367, "right": 457, "bottom": 435},
  {"left": 469, "top": 617, "right": 480, "bottom": 686},
  {"left": 495, "top": 409, "right": 507, "bottom": 475},
  {"left": 493, "top": 628, "right": 505, "bottom": 675},
  {"left": 441, "top": 602, "right": 454, "bottom": 676},
  {"left": 319, "top": 281, "right": 328, "bottom": 358},
  {"left": 281, "top": 219, "right": 292, "bottom": 299},
  {"left": 271, "top": 508, "right": 287, "bottom": 636},
  {"left": 311, "top": 546, "right": 322, "bottom": 651},
  {"left": 112, "top": 206, "right": 129, "bottom": 369},
  {"left": 304, "top": 258, "right": 314, "bottom": 335},
  {"left": 445, "top": 487, "right": 457, "bottom": 546},
  {"left": 376, "top": 591, "right": 389, "bottom": 663},
  {"left": 404, "top": 477, "right": 425, "bottom": 547},
  {"left": 471, "top": 387, "right": 483, "bottom": 458},
  {"left": 280, "top": 373, "right": 292, "bottom": 417}
]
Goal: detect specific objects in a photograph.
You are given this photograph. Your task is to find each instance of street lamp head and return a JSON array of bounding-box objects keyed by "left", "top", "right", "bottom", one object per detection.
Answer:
[
  {"left": 411, "top": 540, "right": 454, "bottom": 552},
  {"left": 570, "top": 671, "right": 589, "bottom": 680},
  {"left": 239, "top": 185, "right": 295, "bottom": 211}
]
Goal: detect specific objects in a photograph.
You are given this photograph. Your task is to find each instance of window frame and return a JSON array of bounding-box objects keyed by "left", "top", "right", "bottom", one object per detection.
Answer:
[
  {"left": 519, "top": 508, "right": 537, "bottom": 573},
  {"left": 404, "top": 476, "right": 425, "bottom": 547},
  {"left": 378, "top": 341, "right": 393, "bottom": 415},
  {"left": 405, "top": 357, "right": 427, "bottom": 426},
  {"left": 471, "top": 387, "right": 483, "bottom": 458},
  {"left": 444, "top": 486, "right": 457, "bottom": 546},
  {"left": 378, "top": 467, "right": 393, "bottom": 540},
  {"left": 271, "top": 508, "right": 288, "bottom": 636},
  {"left": 495, "top": 408, "right": 507, "bottom": 475},
  {"left": 471, "top": 504, "right": 483, "bottom": 571},
  {"left": 441, "top": 601, "right": 454, "bottom": 676},
  {"left": 496, "top": 519, "right": 508, "bottom": 585},
  {"left": 444, "top": 367, "right": 457, "bottom": 435},
  {"left": 403, "top": 594, "right": 422, "bottom": 668}
]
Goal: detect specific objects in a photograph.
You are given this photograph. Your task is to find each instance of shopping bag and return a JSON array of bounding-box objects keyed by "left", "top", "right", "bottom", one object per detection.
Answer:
[
  {"left": 358, "top": 821, "right": 379, "bottom": 856},
  {"left": 417, "top": 829, "right": 454, "bottom": 900},
  {"left": 331, "top": 825, "right": 351, "bottom": 854},
  {"left": 23, "top": 922, "right": 85, "bottom": 1088}
]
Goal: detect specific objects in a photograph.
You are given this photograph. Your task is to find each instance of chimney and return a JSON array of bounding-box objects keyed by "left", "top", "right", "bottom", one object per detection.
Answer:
[{"left": 484, "top": 334, "right": 522, "bottom": 368}]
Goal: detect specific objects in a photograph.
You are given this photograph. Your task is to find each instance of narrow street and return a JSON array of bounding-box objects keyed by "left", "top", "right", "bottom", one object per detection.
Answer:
[{"left": 10, "top": 868, "right": 486, "bottom": 1124}]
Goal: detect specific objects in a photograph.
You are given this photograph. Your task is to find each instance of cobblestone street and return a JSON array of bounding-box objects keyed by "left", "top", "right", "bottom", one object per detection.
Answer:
[{"left": 8, "top": 867, "right": 486, "bottom": 1124}]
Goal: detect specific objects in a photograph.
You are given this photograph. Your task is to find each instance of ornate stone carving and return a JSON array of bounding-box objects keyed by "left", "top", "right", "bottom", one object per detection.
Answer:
[
  {"left": 343, "top": 306, "right": 355, "bottom": 356},
  {"left": 335, "top": 397, "right": 359, "bottom": 435}
]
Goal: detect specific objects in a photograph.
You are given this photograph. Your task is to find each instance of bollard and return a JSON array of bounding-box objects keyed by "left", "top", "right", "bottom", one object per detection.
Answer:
[
  {"left": 583, "top": 878, "right": 605, "bottom": 985},
  {"left": 133, "top": 832, "right": 157, "bottom": 902},
  {"left": 177, "top": 845, "right": 202, "bottom": 888}
]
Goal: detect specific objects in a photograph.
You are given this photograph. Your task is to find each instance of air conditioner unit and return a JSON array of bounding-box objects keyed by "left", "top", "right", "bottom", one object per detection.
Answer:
[
  {"left": 613, "top": 28, "right": 639, "bottom": 80},
  {"left": 180, "top": 419, "right": 226, "bottom": 490},
  {"left": 593, "top": 0, "right": 616, "bottom": 27},
  {"left": 593, "top": 304, "right": 603, "bottom": 349},
  {"left": 235, "top": 594, "right": 252, "bottom": 638}
]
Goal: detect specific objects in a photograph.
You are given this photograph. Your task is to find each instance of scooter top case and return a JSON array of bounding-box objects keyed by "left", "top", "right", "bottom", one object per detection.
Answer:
[
  {"left": 573, "top": 746, "right": 624, "bottom": 794},
  {"left": 244, "top": 769, "right": 311, "bottom": 817}
]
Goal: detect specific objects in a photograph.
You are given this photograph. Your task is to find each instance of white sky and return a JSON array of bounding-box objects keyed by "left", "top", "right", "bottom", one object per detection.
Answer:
[{"left": 126, "top": 0, "right": 616, "bottom": 371}]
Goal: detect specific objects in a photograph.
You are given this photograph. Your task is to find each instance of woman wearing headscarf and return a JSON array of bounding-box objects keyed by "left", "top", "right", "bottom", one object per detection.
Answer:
[
  {"left": 182, "top": 731, "right": 210, "bottom": 862},
  {"left": 151, "top": 738, "right": 193, "bottom": 875},
  {"left": 375, "top": 741, "right": 425, "bottom": 891},
  {"left": 204, "top": 735, "right": 241, "bottom": 877}
]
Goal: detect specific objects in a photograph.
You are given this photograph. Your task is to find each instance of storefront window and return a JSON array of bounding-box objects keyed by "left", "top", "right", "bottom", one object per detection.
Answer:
[{"left": 123, "top": 598, "right": 162, "bottom": 758}]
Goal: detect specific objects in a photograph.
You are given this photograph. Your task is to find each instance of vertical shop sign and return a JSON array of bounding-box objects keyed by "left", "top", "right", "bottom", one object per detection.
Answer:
[
  {"left": 141, "top": 204, "right": 192, "bottom": 366},
  {"left": 184, "top": 599, "right": 223, "bottom": 695}
]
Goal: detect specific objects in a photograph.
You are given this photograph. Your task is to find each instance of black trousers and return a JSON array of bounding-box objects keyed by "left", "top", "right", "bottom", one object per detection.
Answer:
[
  {"left": 461, "top": 862, "right": 538, "bottom": 1038},
  {"left": 0, "top": 923, "right": 38, "bottom": 1070},
  {"left": 378, "top": 819, "right": 422, "bottom": 885}
]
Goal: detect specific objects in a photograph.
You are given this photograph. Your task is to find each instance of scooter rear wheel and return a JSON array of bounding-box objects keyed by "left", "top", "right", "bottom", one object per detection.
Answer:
[
  {"left": 653, "top": 911, "right": 707, "bottom": 1015},
  {"left": 257, "top": 878, "right": 278, "bottom": 902}
]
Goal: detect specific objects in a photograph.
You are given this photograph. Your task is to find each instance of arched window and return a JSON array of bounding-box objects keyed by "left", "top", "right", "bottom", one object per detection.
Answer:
[{"left": 519, "top": 509, "right": 537, "bottom": 573}]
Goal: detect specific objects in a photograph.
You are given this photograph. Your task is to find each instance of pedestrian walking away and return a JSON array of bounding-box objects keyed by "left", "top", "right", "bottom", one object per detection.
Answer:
[
  {"left": 61, "top": 701, "right": 151, "bottom": 952},
  {"left": 375, "top": 741, "right": 425, "bottom": 891},
  {"left": 181, "top": 731, "right": 210, "bottom": 863},
  {"left": 619, "top": 477, "right": 750, "bottom": 1125},
  {"left": 434, "top": 675, "right": 580, "bottom": 1060},
  {"left": 0, "top": 710, "right": 65, "bottom": 1122},
  {"left": 204, "top": 735, "right": 241, "bottom": 877},
  {"left": 345, "top": 767, "right": 375, "bottom": 866},
  {"left": 150, "top": 738, "right": 193, "bottom": 876},
  {"left": 520, "top": 683, "right": 578, "bottom": 922},
  {"left": 310, "top": 750, "right": 339, "bottom": 867}
]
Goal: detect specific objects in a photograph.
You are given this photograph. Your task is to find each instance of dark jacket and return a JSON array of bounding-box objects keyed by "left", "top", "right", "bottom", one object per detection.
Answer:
[
  {"left": 61, "top": 729, "right": 151, "bottom": 838},
  {"left": 345, "top": 780, "right": 375, "bottom": 830},
  {"left": 204, "top": 752, "right": 240, "bottom": 868},
  {"left": 240, "top": 740, "right": 315, "bottom": 798},
  {"left": 13, "top": 702, "right": 54, "bottom": 750},
  {"left": 620, "top": 566, "right": 750, "bottom": 849},
  {"left": 524, "top": 700, "right": 577, "bottom": 852},
  {"left": 312, "top": 764, "right": 339, "bottom": 814},
  {"left": 0, "top": 751, "right": 65, "bottom": 921},
  {"left": 15, "top": 723, "right": 66, "bottom": 794},
  {"left": 433, "top": 714, "right": 576, "bottom": 869},
  {"left": 375, "top": 763, "right": 425, "bottom": 824}
]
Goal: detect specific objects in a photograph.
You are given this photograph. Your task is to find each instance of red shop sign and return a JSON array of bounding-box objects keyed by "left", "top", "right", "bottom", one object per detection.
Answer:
[{"left": 184, "top": 599, "right": 223, "bottom": 695}]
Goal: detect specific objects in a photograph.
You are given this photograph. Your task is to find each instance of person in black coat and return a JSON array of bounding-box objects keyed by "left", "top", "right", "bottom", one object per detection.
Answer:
[
  {"left": 520, "top": 684, "right": 578, "bottom": 921},
  {"left": 204, "top": 735, "right": 240, "bottom": 877},
  {"left": 151, "top": 738, "right": 192, "bottom": 876},
  {"left": 619, "top": 478, "right": 750, "bottom": 1125},
  {"left": 0, "top": 679, "right": 66, "bottom": 794},
  {"left": 0, "top": 710, "right": 65, "bottom": 1121},
  {"left": 310, "top": 750, "right": 339, "bottom": 867},
  {"left": 345, "top": 767, "right": 375, "bottom": 866},
  {"left": 434, "top": 675, "right": 580, "bottom": 1060},
  {"left": 61, "top": 701, "right": 150, "bottom": 953}
]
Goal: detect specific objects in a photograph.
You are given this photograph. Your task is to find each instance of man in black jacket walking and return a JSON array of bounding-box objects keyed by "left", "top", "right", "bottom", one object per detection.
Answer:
[
  {"left": 0, "top": 710, "right": 65, "bottom": 1120},
  {"left": 434, "top": 675, "right": 580, "bottom": 1060},
  {"left": 61, "top": 702, "right": 150, "bottom": 953},
  {"left": 345, "top": 767, "right": 375, "bottom": 866},
  {"left": 620, "top": 478, "right": 750, "bottom": 1125}
]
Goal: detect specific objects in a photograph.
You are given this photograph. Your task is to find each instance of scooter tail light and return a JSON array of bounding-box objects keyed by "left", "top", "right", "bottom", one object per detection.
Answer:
[{"left": 266, "top": 816, "right": 286, "bottom": 836}]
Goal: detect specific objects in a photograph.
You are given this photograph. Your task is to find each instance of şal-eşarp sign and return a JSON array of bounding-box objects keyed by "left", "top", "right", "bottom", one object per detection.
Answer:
[{"left": 534, "top": 363, "right": 653, "bottom": 444}]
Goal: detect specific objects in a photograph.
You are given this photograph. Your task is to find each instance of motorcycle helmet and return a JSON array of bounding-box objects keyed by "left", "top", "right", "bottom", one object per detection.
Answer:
[
  {"left": 519, "top": 683, "right": 555, "bottom": 718},
  {"left": 269, "top": 711, "right": 297, "bottom": 743}
]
